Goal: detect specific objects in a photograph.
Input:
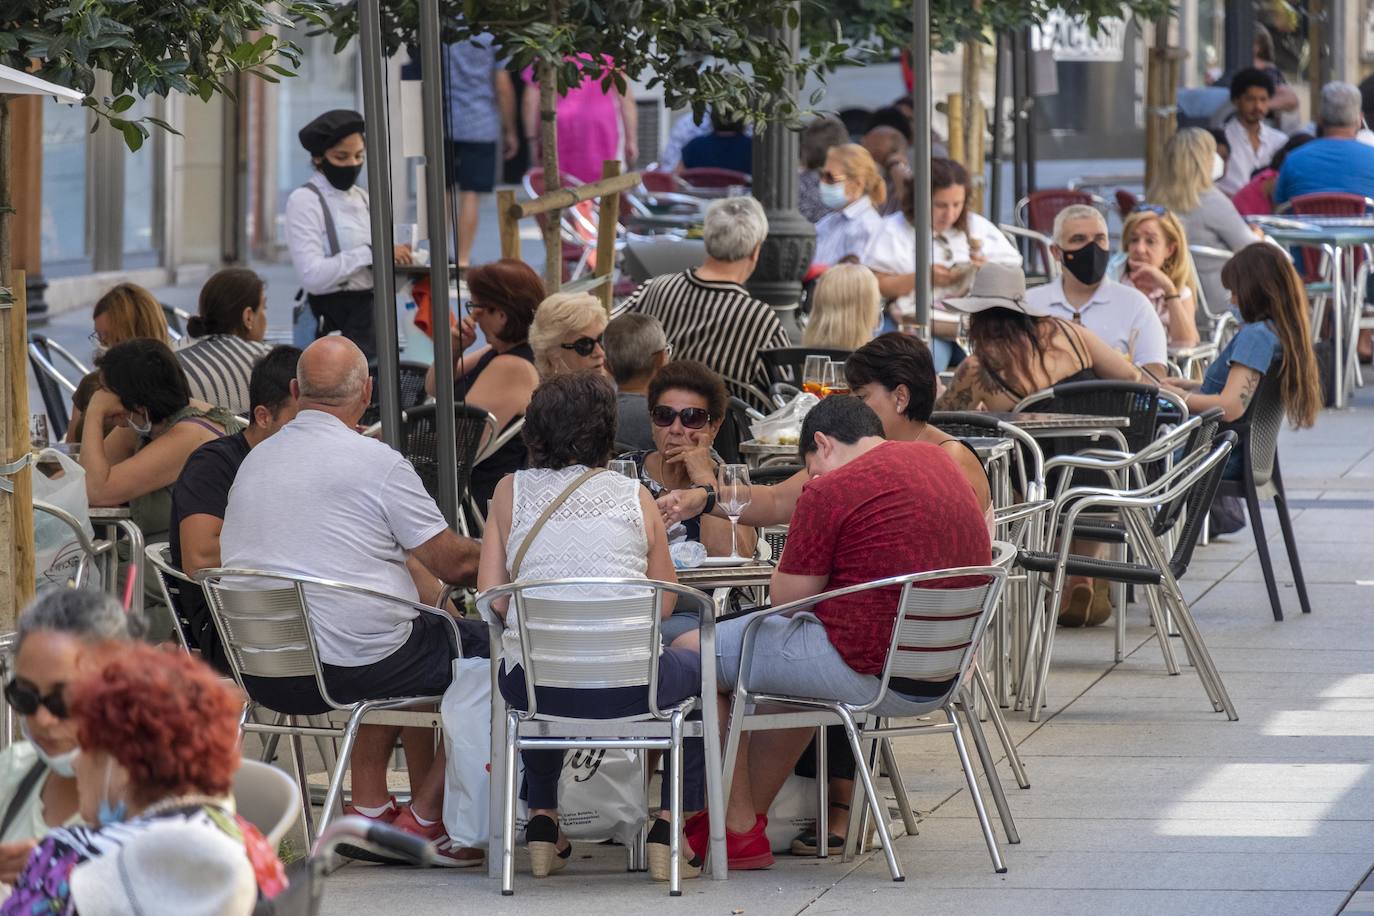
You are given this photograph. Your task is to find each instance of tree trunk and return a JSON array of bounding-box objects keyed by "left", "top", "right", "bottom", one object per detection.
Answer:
[
  {"left": 961, "top": 12, "right": 986, "bottom": 214},
  {"left": 0, "top": 94, "right": 17, "bottom": 628},
  {"left": 538, "top": 0, "right": 563, "bottom": 291}
]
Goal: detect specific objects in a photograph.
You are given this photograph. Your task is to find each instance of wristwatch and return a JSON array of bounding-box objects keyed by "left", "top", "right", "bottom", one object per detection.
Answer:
[{"left": 693, "top": 483, "right": 717, "bottom": 514}]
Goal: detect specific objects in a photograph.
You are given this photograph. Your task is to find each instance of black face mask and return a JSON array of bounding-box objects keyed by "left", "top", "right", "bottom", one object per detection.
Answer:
[
  {"left": 1060, "top": 241, "right": 1110, "bottom": 287},
  {"left": 319, "top": 160, "right": 362, "bottom": 191}
]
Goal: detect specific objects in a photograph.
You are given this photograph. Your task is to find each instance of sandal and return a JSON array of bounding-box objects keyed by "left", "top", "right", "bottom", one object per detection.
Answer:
[
  {"left": 789, "top": 801, "right": 849, "bottom": 856},
  {"left": 525, "top": 814, "right": 572, "bottom": 877},
  {"left": 646, "top": 817, "right": 702, "bottom": 881}
]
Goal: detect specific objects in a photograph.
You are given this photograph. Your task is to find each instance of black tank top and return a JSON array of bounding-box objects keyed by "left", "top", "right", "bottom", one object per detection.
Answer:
[{"left": 463, "top": 343, "right": 535, "bottom": 513}]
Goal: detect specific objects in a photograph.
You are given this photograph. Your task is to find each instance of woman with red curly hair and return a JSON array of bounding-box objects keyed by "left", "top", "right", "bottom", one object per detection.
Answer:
[{"left": 2, "top": 643, "right": 285, "bottom": 914}]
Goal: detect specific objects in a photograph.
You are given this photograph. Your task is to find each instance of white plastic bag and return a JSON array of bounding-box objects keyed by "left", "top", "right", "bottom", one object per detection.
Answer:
[
  {"left": 764, "top": 774, "right": 818, "bottom": 852},
  {"left": 31, "top": 448, "right": 99, "bottom": 590},
  {"left": 441, "top": 656, "right": 493, "bottom": 849},
  {"left": 749, "top": 392, "right": 819, "bottom": 444},
  {"left": 515, "top": 748, "right": 646, "bottom": 846}
]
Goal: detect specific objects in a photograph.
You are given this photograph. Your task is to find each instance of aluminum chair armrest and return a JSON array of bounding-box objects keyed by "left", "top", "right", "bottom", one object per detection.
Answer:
[
  {"left": 1054, "top": 439, "right": 1232, "bottom": 526},
  {"left": 33, "top": 499, "right": 103, "bottom": 557},
  {"left": 475, "top": 414, "right": 518, "bottom": 465},
  {"left": 993, "top": 499, "right": 1054, "bottom": 527}
]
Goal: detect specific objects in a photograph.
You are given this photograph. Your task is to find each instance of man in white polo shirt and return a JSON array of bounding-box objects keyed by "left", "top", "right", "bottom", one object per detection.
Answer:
[
  {"left": 1026, "top": 204, "right": 1169, "bottom": 380},
  {"left": 222, "top": 336, "right": 483, "bottom": 865}
]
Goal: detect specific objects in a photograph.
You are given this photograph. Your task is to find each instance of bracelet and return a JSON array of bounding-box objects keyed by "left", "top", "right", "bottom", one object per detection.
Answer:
[
  {"left": 694, "top": 484, "right": 717, "bottom": 515},
  {"left": 1163, "top": 294, "right": 1181, "bottom": 301}
]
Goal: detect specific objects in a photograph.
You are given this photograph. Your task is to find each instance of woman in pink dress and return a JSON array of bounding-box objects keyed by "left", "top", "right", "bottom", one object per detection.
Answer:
[{"left": 522, "top": 54, "right": 637, "bottom": 184}]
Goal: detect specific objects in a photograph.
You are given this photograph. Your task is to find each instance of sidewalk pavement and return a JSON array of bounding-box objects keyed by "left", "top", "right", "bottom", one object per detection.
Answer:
[{"left": 311, "top": 372, "right": 1374, "bottom": 916}]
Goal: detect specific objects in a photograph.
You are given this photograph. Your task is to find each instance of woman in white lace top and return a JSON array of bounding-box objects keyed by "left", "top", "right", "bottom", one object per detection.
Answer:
[{"left": 477, "top": 371, "right": 704, "bottom": 883}]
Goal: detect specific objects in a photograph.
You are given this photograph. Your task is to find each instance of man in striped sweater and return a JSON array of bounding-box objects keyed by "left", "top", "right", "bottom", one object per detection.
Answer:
[{"left": 614, "top": 197, "right": 789, "bottom": 411}]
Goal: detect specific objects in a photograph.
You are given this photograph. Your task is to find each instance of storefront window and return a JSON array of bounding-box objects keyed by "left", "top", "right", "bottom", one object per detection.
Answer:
[{"left": 40, "top": 100, "right": 90, "bottom": 275}]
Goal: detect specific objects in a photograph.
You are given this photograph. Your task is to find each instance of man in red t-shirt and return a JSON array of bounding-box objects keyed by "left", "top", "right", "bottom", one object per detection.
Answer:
[{"left": 698, "top": 395, "right": 991, "bottom": 868}]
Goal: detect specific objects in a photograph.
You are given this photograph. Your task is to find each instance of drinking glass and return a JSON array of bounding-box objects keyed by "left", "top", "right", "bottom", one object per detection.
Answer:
[
  {"left": 608, "top": 459, "right": 639, "bottom": 480},
  {"left": 717, "top": 464, "right": 752, "bottom": 559},
  {"left": 802, "top": 355, "right": 828, "bottom": 397},
  {"left": 821, "top": 360, "right": 849, "bottom": 398},
  {"left": 29, "top": 414, "right": 49, "bottom": 450}
]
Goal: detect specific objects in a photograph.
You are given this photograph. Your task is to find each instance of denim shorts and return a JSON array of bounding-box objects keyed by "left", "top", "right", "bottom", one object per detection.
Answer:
[{"left": 714, "top": 612, "right": 952, "bottom": 717}]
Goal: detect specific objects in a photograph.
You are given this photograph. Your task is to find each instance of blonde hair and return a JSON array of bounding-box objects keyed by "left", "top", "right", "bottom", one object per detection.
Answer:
[
  {"left": 1146, "top": 127, "right": 1215, "bottom": 214},
  {"left": 1120, "top": 209, "right": 1201, "bottom": 305},
  {"left": 528, "top": 292, "right": 607, "bottom": 377},
  {"left": 827, "top": 144, "right": 887, "bottom": 208},
  {"left": 92, "top": 283, "right": 171, "bottom": 346},
  {"left": 803, "top": 264, "right": 881, "bottom": 351}
]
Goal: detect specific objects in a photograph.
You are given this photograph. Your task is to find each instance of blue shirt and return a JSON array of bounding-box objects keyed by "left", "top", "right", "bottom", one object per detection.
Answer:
[
  {"left": 680, "top": 133, "right": 753, "bottom": 175},
  {"left": 1201, "top": 319, "right": 1281, "bottom": 395},
  {"left": 444, "top": 33, "right": 502, "bottom": 143},
  {"left": 1272, "top": 137, "right": 1374, "bottom": 204}
]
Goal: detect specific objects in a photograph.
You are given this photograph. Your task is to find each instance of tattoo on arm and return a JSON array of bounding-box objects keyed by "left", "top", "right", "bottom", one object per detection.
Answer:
[
  {"left": 936, "top": 363, "right": 979, "bottom": 411},
  {"left": 1237, "top": 372, "right": 1259, "bottom": 410}
]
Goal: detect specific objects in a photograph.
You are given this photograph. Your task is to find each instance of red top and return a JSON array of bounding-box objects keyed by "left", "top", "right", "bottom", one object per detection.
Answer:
[{"left": 778, "top": 440, "right": 992, "bottom": 675}]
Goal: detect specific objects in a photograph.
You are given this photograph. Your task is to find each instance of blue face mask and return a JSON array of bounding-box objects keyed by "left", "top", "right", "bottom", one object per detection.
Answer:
[
  {"left": 98, "top": 758, "right": 128, "bottom": 827},
  {"left": 818, "top": 181, "right": 850, "bottom": 211}
]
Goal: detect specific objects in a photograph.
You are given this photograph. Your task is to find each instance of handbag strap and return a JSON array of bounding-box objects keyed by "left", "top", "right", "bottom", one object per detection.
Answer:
[
  {"left": 0, "top": 761, "right": 47, "bottom": 839},
  {"left": 510, "top": 467, "right": 607, "bottom": 580}
]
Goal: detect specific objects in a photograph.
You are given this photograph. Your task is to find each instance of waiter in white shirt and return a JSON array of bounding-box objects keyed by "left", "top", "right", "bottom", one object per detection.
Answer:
[{"left": 284, "top": 110, "right": 413, "bottom": 358}]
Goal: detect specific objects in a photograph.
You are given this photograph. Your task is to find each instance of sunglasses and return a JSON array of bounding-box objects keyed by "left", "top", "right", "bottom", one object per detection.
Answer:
[
  {"left": 559, "top": 334, "right": 604, "bottom": 357},
  {"left": 87, "top": 330, "right": 106, "bottom": 347},
  {"left": 820, "top": 171, "right": 847, "bottom": 184},
  {"left": 4, "top": 678, "right": 68, "bottom": 719},
  {"left": 1133, "top": 203, "right": 1169, "bottom": 217},
  {"left": 650, "top": 405, "right": 711, "bottom": 429}
]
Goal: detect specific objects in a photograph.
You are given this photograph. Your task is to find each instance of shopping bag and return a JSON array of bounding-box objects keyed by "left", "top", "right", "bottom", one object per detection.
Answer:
[
  {"left": 764, "top": 774, "right": 818, "bottom": 852},
  {"left": 32, "top": 448, "right": 99, "bottom": 590},
  {"left": 441, "top": 656, "right": 493, "bottom": 849},
  {"left": 515, "top": 748, "right": 647, "bottom": 846}
]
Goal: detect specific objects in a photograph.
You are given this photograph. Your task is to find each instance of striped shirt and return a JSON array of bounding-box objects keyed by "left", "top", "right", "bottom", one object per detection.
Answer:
[
  {"left": 176, "top": 335, "right": 273, "bottom": 416},
  {"left": 614, "top": 269, "right": 790, "bottom": 410}
]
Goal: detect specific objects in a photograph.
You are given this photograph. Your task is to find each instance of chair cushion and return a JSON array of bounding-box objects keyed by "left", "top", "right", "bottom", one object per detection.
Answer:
[{"left": 1016, "top": 549, "right": 1163, "bottom": 585}]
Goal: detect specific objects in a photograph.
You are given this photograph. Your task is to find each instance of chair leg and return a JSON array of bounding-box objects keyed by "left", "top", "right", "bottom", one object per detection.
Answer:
[
  {"left": 973, "top": 666, "right": 1030, "bottom": 790},
  {"left": 1028, "top": 575, "right": 1064, "bottom": 722},
  {"left": 1271, "top": 461, "right": 1312, "bottom": 616},
  {"left": 287, "top": 722, "right": 317, "bottom": 844},
  {"left": 948, "top": 707, "right": 1008, "bottom": 874},
  {"left": 879, "top": 735, "right": 919, "bottom": 837},
  {"left": 1160, "top": 579, "right": 1238, "bottom": 721},
  {"left": 669, "top": 713, "right": 685, "bottom": 897},
  {"left": 1142, "top": 585, "right": 1181, "bottom": 677},
  {"left": 836, "top": 708, "right": 902, "bottom": 881},
  {"left": 1243, "top": 479, "right": 1285, "bottom": 622},
  {"left": 501, "top": 711, "right": 519, "bottom": 896},
  {"left": 319, "top": 707, "right": 369, "bottom": 836},
  {"left": 957, "top": 692, "right": 1019, "bottom": 846},
  {"left": 815, "top": 726, "right": 829, "bottom": 859}
]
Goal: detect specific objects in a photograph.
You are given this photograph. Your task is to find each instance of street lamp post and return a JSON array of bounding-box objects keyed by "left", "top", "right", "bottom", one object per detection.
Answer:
[
  {"left": 911, "top": 0, "right": 933, "bottom": 339},
  {"left": 746, "top": 1, "right": 815, "bottom": 330}
]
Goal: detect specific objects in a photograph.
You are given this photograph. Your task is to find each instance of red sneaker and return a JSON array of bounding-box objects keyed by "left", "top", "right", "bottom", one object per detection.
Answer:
[
  {"left": 391, "top": 807, "right": 485, "bottom": 868},
  {"left": 725, "top": 815, "right": 774, "bottom": 870},
  {"left": 685, "top": 810, "right": 711, "bottom": 860}
]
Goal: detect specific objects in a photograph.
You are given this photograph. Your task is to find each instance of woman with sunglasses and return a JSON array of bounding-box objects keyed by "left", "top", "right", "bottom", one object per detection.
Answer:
[
  {"left": 0, "top": 589, "right": 145, "bottom": 884},
  {"left": 621, "top": 362, "right": 757, "bottom": 602},
  {"left": 1113, "top": 206, "right": 1202, "bottom": 347},
  {"left": 528, "top": 292, "right": 609, "bottom": 377},
  {"left": 424, "top": 259, "right": 545, "bottom": 513}
]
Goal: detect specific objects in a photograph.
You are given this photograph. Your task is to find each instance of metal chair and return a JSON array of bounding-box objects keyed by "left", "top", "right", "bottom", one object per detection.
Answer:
[
  {"left": 999, "top": 224, "right": 1061, "bottom": 282},
  {"left": 33, "top": 498, "right": 112, "bottom": 589},
  {"left": 1114, "top": 188, "right": 1140, "bottom": 219},
  {"left": 161, "top": 303, "right": 191, "bottom": 343},
  {"left": 1014, "top": 379, "right": 1160, "bottom": 456},
  {"left": 28, "top": 334, "right": 87, "bottom": 439},
  {"left": 144, "top": 542, "right": 198, "bottom": 654},
  {"left": 361, "top": 359, "right": 432, "bottom": 428},
  {"left": 1215, "top": 360, "right": 1311, "bottom": 621},
  {"left": 397, "top": 401, "right": 495, "bottom": 537},
  {"left": 475, "top": 577, "right": 728, "bottom": 896},
  {"left": 929, "top": 411, "right": 1047, "bottom": 500},
  {"left": 757, "top": 346, "right": 853, "bottom": 389},
  {"left": 1014, "top": 189, "right": 1107, "bottom": 235},
  {"left": 749, "top": 463, "right": 803, "bottom": 487},
  {"left": 465, "top": 416, "right": 526, "bottom": 534},
  {"left": 196, "top": 568, "right": 463, "bottom": 842},
  {"left": 721, "top": 544, "right": 1017, "bottom": 882},
  {"left": 1015, "top": 432, "right": 1240, "bottom": 723}
]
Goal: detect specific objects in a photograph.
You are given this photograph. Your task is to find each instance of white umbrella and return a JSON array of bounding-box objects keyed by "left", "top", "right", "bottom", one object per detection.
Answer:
[{"left": 0, "top": 63, "right": 84, "bottom": 103}]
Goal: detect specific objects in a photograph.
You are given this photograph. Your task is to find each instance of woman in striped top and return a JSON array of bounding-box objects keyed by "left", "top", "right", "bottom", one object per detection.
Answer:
[{"left": 176, "top": 268, "right": 273, "bottom": 416}]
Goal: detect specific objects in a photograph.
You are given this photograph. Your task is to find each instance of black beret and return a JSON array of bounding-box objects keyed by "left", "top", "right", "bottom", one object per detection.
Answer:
[{"left": 298, "top": 109, "right": 366, "bottom": 156}]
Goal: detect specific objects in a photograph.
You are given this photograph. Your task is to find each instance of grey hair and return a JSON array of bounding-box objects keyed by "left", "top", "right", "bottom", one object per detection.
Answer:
[
  {"left": 604, "top": 313, "right": 669, "bottom": 385},
  {"left": 17, "top": 587, "right": 146, "bottom": 647},
  {"left": 297, "top": 343, "right": 368, "bottom": 405},
  {"left": 1052, "top": 203, "right": 1108, "bottom": 246},
  {"left": 1319, "top": 81, "right": 1363, "bottom": 129},
  {"left": 702, "top": 197, "right": 769, "bottom": 262}
]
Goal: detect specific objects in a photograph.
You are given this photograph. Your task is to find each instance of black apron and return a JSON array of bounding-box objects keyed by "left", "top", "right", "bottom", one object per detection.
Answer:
[{"left": 298, "top": 182, "right": 377, "bottom": 359}]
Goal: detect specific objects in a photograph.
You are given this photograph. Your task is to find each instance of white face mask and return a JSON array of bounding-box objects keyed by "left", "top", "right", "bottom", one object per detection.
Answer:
[
  {"left": 1211, "top": 152, "right": 1226, "bottom": 183},
  {"left": 127, "top": 410, "right": 153, "bottom": 437},
  {"left": 19, "top": 719, "right": 78, "bottom": 778}
]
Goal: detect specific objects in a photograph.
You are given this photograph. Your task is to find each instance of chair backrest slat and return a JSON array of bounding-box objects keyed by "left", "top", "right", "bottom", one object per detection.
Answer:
[
  {"left": 518, "top": 589, "right": 659, "bottom": 691},
  {"left": 204, "top": 582, "right": 318, "bottom": 680},
  {"left": 889, "top": 582, "right": 995, "bottom": 682}
]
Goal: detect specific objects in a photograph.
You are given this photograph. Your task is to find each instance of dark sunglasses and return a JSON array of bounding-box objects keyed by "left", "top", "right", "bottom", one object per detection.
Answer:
[
  {"left": 650, "top": 405, "right": 711, "bottom": 429},
  {"left": 4, "top": 678, "right": 68, "bottom": 719},
  {"left": 1133, "top": 203, "right": 1169, "bottom": 217},
  {"left": 559, "top": 334, "right": 604, "bottom": 357}
]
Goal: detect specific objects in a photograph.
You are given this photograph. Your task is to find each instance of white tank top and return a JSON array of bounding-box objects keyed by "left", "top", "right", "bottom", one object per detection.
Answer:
[{"left": 501, "top": 466, "right": 649, "bottom": 667}]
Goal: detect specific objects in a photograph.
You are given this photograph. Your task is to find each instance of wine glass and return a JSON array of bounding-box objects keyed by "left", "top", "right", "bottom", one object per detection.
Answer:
[
  {"left": 821, "top": 360, "right": 849, "bottom": 398},
  {"left": 717, "top": 464, "right": 752, "bottom": 560},
  {"left": 802, "top": 355, "right": 828, "bottom": 397},
  {"left": 608, "top": 459, "right": 639, "bottom": 480}
]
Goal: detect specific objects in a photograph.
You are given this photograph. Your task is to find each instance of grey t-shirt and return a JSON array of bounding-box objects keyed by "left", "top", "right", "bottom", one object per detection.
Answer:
[
  {"left": 1179, "top": 188, "right": 1255, "bottom": 317},
  {"left": 616, "top": 391, "right": 655, "bottom": 452},
  {"left": 221, "top": 409, "right": 448, "bottom": 666}
]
